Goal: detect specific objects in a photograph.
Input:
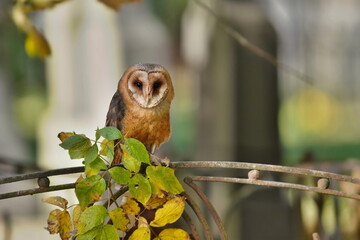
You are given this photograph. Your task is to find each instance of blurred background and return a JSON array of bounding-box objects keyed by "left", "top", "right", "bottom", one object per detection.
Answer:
[{"left": 0, "top": 0, "right": 360, "bottom": 239}]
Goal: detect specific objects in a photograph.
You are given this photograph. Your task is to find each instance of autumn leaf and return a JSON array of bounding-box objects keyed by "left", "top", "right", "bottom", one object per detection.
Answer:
[
  {"left": 78, "top": 205, "right": 108, "bottom": 235},
  {"left": 129, "top": 174, "right": 152, "bottom": 205},
  {"left": 42, "top": 196, "right": 68, "bottom": 209},
  {"left": 109, "top": 207, "right": 129, "bottom": 231},
  {"left": 99, "top": 139, "right": 114, "bottom": 163},
  {"left": 25, "top": 27, "right": 51, "bottom": 59},
  {"left": 138, "top": 216, "right": 148, "bottom": 228},
  {"left": 145, "top": 194, "right": 168, "bottom": 210},
  {"left": 72, "top": 205, "right": 83, "bottom": 234},
  {"left": 109, "top": 166, "right": 132, "bottom": 185},
  {"left": 128, "top": 227, "right": 151, "bottom": 240},
  {"left": 97, "top": 0, "right": 142, "bottom": 11},
  {"left": 146, "top": 166, "right": 184, "bottom": 195},
  {"left": 154, "top": 228, "right": 191, "bottom": 240},
  {"left": 57, "top": 132, "right": 75, "bottom": 142},
  {"left": 75, "top": 175, "right": 106, "bottom": 208},
  {"left": 122, "top": 197, "right": 140, "bottom": 215},
  {"left": 46, "top": 209, "right": 72, "bottom": 240},
  {"left": 96, "top": 126, "right": 123, "bottom": 140},
  {"left": 150, "top": 197, "right": 185, "bottom": 227}
]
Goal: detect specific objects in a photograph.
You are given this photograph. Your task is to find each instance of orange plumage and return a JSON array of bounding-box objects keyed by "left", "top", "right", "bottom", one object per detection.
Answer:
[{"left": 106, "top": 63, "right": 174, "bottom": 164}]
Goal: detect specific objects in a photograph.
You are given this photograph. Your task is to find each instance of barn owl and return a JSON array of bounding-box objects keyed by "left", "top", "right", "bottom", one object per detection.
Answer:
[{"left": 106, "top": 63, "right": 174, "bottom": 164}]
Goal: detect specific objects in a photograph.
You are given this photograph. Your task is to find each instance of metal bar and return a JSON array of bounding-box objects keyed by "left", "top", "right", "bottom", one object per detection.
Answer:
[
  {"left": 185, "top": 177, "right": 228, "bottom": 240},
  {"left": 189, "top": 176, "right": 360, "bottom": 201},
  {"left": 0, "top": 166, "right": 84, "bottom": 184},
  {"left": 171, "top": 161, "right": 360, "bottom": 184},
  {"left": 182, "top": 192, "right": 213, "bottom": 240},
  {"left": 0, "top": 183, "right": 76, "bottom": 200}
]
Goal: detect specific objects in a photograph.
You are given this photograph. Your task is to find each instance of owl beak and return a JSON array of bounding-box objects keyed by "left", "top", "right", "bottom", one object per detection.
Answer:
[{"left": 144, "top": 86, "right": 153, "bottom": 105}]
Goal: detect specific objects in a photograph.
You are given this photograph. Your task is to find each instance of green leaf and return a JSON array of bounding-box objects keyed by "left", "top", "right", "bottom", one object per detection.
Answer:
[
  {"left": 89, "top": 157, "right": 108, "bottom": 171},
  {"left": 85, "top": 156, "right": 108, "bottom": 177},
  {"left": 122, "top": 138, "right": 150, "bottom": 164},
  {"left": 85, "top": 144, "right": 99, "bottom": 165},
  {"left": 78, "top": 205, "right": 108, "bottom": 235},
  {"left": 109, "top": 208, "right": 129, "bottom": 232},
  {"left": 96, "top": 127, "right": 123, "bottom": 140},
  {"left": 109, "top": 167, "right": 132, "bottom": 185},
  {"left": 96, "top": 225, "right": 119, "bottom": 240},
  {"left": 121, "top": 138, "right": 150, "bottom": 173},
  {"left": 75, "top": 175, "right": 106, "bottom": 208},
  {"left": 129, "top": 174, "right": 152, "bottom": 205},
  {"left": 146, "top": 166, "right": 184, "bottom": 195},
  {"left": 60, "top": 135, "right": 90, "bottom": 150},
  {"left": 99, "top": 140, "right": 114, "bottom": 163},
  {"left": 76, "top": 227, "right": 99, "bottom": 240}
]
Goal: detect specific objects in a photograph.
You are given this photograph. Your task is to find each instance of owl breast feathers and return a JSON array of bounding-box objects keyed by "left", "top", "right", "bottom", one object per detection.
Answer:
[{"left": 106, "top": 63, "right": 174, "bottom": 164}]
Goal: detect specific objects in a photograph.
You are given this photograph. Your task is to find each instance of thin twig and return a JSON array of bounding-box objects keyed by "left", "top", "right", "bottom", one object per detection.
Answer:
[
  {"left": 0, "top": 183, "right": 76, "bottom": 200},
  {"left": 189, "top": 176, "right": 360, "bottom": 201},
  {"left": 192, "top": 0, "right": 313, "bottom": 84},
  {"left": 181, "top": 192, "right": 213, "bottom": 240},
  {"left": 185, "top": 177, "right": 228, "bottom": 240}
]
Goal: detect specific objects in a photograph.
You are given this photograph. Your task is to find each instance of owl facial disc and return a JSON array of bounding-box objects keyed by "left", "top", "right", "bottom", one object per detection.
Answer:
[{"left": 127, "top": 70, "right": 169, "bottom": 109}]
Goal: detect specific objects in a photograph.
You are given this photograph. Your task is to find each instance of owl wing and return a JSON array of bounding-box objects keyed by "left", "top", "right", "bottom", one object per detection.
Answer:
[
  {"left": 106, "top": 91, "right": 125, "bottom": 164},
  {"left": 106, "top": 91, "right": 125, "bottom": 129}
]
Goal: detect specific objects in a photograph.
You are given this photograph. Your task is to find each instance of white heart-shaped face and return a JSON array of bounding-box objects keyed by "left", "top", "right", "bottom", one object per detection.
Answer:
[{"left": 127, "top": 70, "right": 169, "bottom": 108}]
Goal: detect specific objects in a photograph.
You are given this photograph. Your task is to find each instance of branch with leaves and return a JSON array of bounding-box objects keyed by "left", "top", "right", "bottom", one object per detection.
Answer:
[{"left": 43, "top": 127, "right": 190, "bottom": 240}]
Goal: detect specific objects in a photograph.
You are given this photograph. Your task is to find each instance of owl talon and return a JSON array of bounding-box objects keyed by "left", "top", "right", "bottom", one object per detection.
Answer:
[{"left": 150, "top": 154, "right": 170, "bottom": 167}]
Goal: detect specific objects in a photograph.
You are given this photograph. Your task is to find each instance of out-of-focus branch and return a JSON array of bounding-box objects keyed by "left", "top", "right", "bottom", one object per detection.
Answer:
[{"left": 192, "top": 0, "right": 313, "bottom": 84}]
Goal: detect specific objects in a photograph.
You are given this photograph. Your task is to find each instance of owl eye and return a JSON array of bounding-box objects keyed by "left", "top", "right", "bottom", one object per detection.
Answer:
[
  {"left": 153, "top": 81, "right": 162, "bottom": 90},
  {"left": 135, "top": 81, "right": 143, "bottom": 89}
]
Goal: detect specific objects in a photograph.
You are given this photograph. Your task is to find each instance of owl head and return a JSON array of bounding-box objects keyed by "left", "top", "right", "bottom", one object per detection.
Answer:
[{"left": 119, "top": 63, "right": 174, "bottom": 109}]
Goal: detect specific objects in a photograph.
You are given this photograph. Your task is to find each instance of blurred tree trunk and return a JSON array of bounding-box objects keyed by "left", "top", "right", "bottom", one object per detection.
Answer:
[{"left": 196, "top": 1, "right": 295, "bottom": 239}]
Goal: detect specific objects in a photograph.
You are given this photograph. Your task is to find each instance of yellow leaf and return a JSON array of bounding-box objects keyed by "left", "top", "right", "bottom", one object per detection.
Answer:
[
  {"left": 46, "top": 209, "right": 72, "bottom": 240},
  {"left": 72, "top": 205, "right": 83, "bottom": 235},
  {"left": 155, "top": 228, "right": 190, "bottom": 240},
  {"left": 99, "top": 139, "right": 113, "bottom": 155},
  {"left": 47, "top": 209, "right": 61, "bottom": 234},
  {"left": 128, "top": 227, "right": 150, "bottom": 240},
  {"left": 76, "top": 174, "right": 85, "bottom": 183},
  {"left": 25, "top": 27, "right": 51, "bottom": 59},
  {"left": 57, "top": 132, "right": 75, "bottom": 142},
  {"left": 122, "top": 197, "right": 140, "bottom": 215},
  {"left": 150, "top": 197, "right": 185, "bottom": 228},
  {"left": 42, "top": 196, "right": 68, "bottom": 209},
  {"left": 145, "top": 194, "right": 168, "bottom": 210},
  {"left": 138, "top": 216, "right": 148, "bottom": 228},
  {"left": 109, "top": 207, "right": 129, "bottom": 232},
  {"left": 97, "top": 0, "right": 142, "bottom": 11},
  {"left": 58, "top": 210, "right": 72, "bottom": 240}
]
